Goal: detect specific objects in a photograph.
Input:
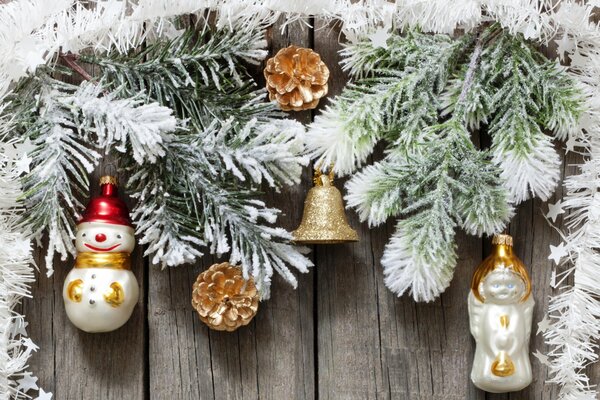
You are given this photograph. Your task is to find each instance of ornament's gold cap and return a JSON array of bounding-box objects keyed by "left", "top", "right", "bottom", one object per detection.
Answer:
[
  {"left": 492, "top": 234, "right": 513, "bottom": 247},
  {"left": 99, "top": 175, "right": 118, "bottom": 186}
]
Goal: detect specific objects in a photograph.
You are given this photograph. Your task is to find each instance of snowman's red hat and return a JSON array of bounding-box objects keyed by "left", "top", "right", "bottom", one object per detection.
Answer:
[{"left": 79, "top": 176, "right": 133, "bottom": 227}]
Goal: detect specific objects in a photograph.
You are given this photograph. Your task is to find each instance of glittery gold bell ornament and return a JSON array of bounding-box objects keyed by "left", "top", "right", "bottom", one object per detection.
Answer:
[
  {"left": 468, "top": 234, "right": 535, "bottom": 393},
  {"left": 264, "top": 45, "right": 329, "bottom": 111},
  {"left": 191, "top": 262, "right": 259, "bottom": 332},
  {"left": 292, "top": 168, "right": 359, "bottom": 244}
]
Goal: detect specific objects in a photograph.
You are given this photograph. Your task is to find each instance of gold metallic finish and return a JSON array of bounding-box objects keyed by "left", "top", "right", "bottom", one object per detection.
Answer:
[
  {"left": 264, "top": 45, "right": 330, "bottom": 111},
  {"left": 292, "top": 170, "right": 359, "bottom": 244},
  {"left": 492, "top": 234, "right": 513, "bottom": 247},
  {"left": 99, "top": 175, "right": 118, "bottom": 185},
  {"left": 103, "top": 282, "right": 125, "bottom": 307},
  {"left": 471, "top": 234, "right": 531, "bottom": 303},
  {"left": 75, "top": 252, "right": 131, "bottom": 270},
  {"left": 499, "top": 314, "right": 510, "bottom": 328},
  {"left": 191, "top": 262, "right": 259, "bottom": 332},
  {"left": 491, "top": 351, "right": 516, "bottom": 377},
  {"left": 67, "top": 279, "right": 84, "bottom": 302},
  {"left": 313, "top": 167, "right": 334, "bottom": 186}
]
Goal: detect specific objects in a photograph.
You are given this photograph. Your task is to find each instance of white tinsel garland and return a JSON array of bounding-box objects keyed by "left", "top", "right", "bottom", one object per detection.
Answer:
[{"left": 0, "top": 127, "right": 42, "bottom": 398}]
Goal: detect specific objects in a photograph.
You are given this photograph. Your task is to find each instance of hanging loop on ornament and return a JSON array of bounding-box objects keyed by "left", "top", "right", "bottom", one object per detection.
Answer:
[{"left": 313, "top": 163, "right": 334, "bottom": 187}]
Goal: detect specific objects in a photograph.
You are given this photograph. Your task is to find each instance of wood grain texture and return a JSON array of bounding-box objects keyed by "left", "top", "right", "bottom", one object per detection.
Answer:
[{"left": 20, "top": 15, "right": 598, "bottom": 400}]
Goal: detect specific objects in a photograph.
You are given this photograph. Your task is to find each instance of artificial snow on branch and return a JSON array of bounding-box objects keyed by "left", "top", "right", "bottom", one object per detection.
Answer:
[{"left": 4, "top": 74, "right": 177, "bottom": 276}]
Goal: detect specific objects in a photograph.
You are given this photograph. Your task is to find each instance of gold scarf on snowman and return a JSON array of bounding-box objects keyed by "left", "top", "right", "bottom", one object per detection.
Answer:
[{"left": 75, "top": 252, "right": 131, "bottom": 270}]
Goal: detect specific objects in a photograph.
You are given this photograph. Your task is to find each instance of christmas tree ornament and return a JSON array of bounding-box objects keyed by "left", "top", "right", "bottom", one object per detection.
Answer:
[
  {"left": 62, "top": 176, "right": 139, "bottom": 333},
  {"left": 264, "top": 45, "right": 329, "bottom": 111},
  {"left": 468, "top": 234, "right": 534, "bottom": 393},
  {"left": 191, "top": 262, "right": 259, "bottom": 332},
  {"left": 293, "top": 168, "right": 359, "bottom": 244}
]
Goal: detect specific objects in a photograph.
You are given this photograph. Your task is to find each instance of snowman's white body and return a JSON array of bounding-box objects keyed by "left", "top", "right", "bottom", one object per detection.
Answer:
[
  {"left": 64, "top": 267, "right": 139, "bottom": 333},
  {"left": 63, "top": 222, "right": 139, "bottom": 333}
]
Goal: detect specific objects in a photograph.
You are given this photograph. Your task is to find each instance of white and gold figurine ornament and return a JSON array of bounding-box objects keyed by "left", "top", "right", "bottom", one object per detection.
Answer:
[
  {"left": 468, "top": 234, "right": 534, "bottom": 393},
  {"left": 63, "top": 176, "right": 139, "bottom": 333}
]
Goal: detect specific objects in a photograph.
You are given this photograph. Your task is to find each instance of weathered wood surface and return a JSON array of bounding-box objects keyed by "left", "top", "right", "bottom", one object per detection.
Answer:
[{"left": 22, "top": 17, "right": 599, "bottom": 400}]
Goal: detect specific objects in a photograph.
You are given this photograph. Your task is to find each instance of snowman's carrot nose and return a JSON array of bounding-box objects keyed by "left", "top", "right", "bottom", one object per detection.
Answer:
[{"left": 95, "top": 233, "right": 107, "bottom": 242}]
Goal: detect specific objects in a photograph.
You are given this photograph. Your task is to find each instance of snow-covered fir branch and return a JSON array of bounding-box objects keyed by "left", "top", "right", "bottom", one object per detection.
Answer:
[
  {"left": 4, "top": 75, "right": 177, "bottom": 275},
  {"left": 307, "top": 26, "right": 580, "bottom": 301},
  {"left": 81, "top": 21, "right": 268, "bottom": 91},
  {"left": 484, "top": 35, "right": 562, "bottom": 203},
  {"left": 129, "top": 128, "right": 311, "bottom": 299},
  {"left": 70, "top": 81, "right": 177, "bottom": 164},
  {"left": 77, "top": 22, "right": 312, "bottom": 297},
  {"left": 442, "top": 26, "right": 583, "bottom": 203},
  {"left": 198, "top": 117, "right": 307, "bottom": 188},
  {"left": 307, "top": 31, "right": 469, "bottom": 176},
  {"left": 198, "top": 174, "right": 311, "bottom": 299},
  {"left": 15, "top": 78, "right": 99, "bottom": 276},
  {"left": 349, "top": 119, "right": 511, "bottom": 301}
]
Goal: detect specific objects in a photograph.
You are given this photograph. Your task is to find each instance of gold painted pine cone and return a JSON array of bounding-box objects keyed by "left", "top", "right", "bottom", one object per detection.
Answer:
[
  {"left": 264, "top": 45, "right": 330, "bottom": 111},
  {"left": 191, "top": 262, "right": 259, "bottom": 332}
]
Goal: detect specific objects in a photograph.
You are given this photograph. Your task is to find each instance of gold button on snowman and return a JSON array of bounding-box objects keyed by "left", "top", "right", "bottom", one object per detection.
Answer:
[
  {"left": 63, "top": 176, "right": 139, "bottom": 333},
  {"left": 468, "top": 234, "right": 534, "bottom": 393}
]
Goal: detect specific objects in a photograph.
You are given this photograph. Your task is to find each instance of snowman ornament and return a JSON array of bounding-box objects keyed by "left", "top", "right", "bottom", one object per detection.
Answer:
[{"left": 63, "top": 176, "right": 139, "bottom": 333}]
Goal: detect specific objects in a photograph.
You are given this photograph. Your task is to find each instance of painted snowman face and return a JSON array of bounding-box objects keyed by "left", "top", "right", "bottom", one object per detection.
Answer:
[
  {"left": 76, "top": 222, "right": 135, "bottom": 253},
  {"left": 479, "top": 268, "right": 526, "bottom": 305}
]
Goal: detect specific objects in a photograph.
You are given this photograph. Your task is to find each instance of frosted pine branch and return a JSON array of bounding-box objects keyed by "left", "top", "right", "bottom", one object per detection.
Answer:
[
  {"left": 16, "top": 78, "right": 100, "bottom": 276},
  {"left": 129, "top": 156, "right": 208, "bottom": 268},
  {"left": 345, "top": 159, "right": 408, "bottom": 226},
  {"left": 6, "top": 75, "right": 178, "bottom": 275},
  {"left": 128, "top": 133, "right": 312, "bottom": 299},
  {"left": 382, "top": 219, "right": 457, "bottom": 303},
  {"left": 346, "top": 117, "right": 511, "bottom": 301},
  {"left": 70, "top": 81, "right": 178, "bottom": 164},
  {"left": 198, "top": 117, "right": 308, "bottom": 188},
  {"left": 483, "top": 34, "right": 565, "bottom": 203},
  {"left": 80, "top": 24, "right": 268, "bottom": 103},
  {"left": 198, "top": 175, "right": 312, "bottom": 299},
  {"left": 307, "top": 31, "right": 468, "bottom": 176}
]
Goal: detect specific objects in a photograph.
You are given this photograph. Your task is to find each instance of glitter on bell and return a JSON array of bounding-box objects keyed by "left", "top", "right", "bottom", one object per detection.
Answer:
[{"left": 292, "top": 168, "right": 359, "bottom": 244}]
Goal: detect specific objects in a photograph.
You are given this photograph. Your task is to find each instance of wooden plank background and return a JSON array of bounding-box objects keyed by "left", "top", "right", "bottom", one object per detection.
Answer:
[{"left": 20, "top": 16, "right": 600, "bottom": 400}]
